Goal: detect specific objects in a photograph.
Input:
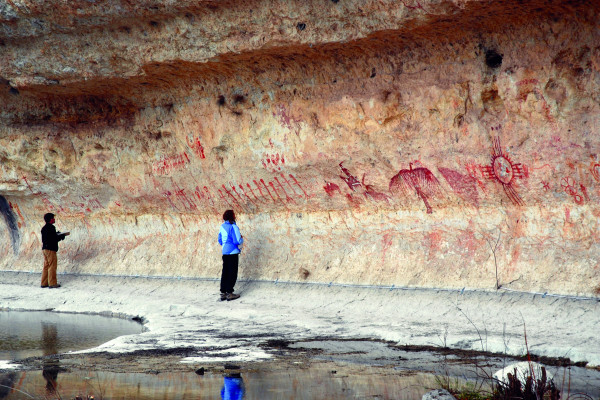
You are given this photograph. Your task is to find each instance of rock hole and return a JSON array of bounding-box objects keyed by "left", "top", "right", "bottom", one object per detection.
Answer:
[
  {"left": 296, "top": 23, "right": 306, "bottom": 32},
  {"left": 485, "top": 49, "right": 503, "bottom": 69},
  {"left": 299, "top": 267, "right": 310, "bottom": 279},
  {"left": 370, "top": 68, "right": 376, "bottom": 78},
  {"left": 217, "top": 95, "right": 226, "bottom": 106}
]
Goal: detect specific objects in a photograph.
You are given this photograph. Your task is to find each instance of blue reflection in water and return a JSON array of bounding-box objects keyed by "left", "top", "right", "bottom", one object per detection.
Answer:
[{"left": 222, "top": 373, "right": 245, "bottom": 400}]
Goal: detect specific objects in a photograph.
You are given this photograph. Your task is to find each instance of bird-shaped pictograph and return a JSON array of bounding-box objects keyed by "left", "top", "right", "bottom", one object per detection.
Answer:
[
  {"left": 389, "top": 163, "right": 441, "bottom": 214},
  {"left": 481, "top": 137, "right": 525, "bottom": 206}
]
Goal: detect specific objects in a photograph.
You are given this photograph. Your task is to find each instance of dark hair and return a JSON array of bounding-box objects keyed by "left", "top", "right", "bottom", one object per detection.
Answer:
[
  {"left": 223, "top": 209, "right": 235, "bottom": 222},
  {"left": 44, "top": 213, "right": 55, "bottom": 223}
]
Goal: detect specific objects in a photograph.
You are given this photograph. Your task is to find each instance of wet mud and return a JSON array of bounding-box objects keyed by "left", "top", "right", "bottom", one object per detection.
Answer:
[{"left": 8, "top": 337, "right": 600, "bottom": 399}]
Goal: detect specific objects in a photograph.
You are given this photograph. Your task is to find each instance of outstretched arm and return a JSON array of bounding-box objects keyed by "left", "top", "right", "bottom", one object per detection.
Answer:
[{"left": 57, "top": 230, "right": 71, "bottom": 241}]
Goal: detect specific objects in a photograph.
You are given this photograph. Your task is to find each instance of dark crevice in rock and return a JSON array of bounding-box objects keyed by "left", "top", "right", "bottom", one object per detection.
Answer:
[{"left": 0, "top": 195, "right": 20, "bottom": 255}]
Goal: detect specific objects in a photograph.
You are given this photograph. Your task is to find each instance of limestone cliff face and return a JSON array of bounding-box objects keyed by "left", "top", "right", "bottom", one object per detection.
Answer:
[{"left": 1, "top": 0, "right": 599, "bottom": 295}]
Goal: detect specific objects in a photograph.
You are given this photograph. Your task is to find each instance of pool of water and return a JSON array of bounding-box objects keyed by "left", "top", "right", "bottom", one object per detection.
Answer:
[
  {"left": 0, "top": 312, "right": 598, "bottom": 400},
  {"left": 0, "top": 363, "right": 440, "bottom": 400},
  {"left": 290, "top": 340, "right": 600, "bottom": 398},
  {"left": 1, "top": 355, "right": 597, "bottom": 400},
  {"left": 0, "top": 311, "right": 143, "bottom": 361}
]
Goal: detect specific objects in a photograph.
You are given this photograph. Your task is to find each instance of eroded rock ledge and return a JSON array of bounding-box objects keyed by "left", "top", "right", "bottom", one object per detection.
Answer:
[{"left": 1, "top": 0, "right": 599, "bottom": 296}]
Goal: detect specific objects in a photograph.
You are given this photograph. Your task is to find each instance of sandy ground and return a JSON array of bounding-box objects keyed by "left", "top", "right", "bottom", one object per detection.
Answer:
[{"left": 1, "top": 271, "right": 599, "bottom": 370}]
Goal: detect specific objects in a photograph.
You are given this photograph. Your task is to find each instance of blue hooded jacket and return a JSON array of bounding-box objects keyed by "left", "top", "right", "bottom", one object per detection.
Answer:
[{"left": 218, "top": 221, "right": 243, "bottom": 255}]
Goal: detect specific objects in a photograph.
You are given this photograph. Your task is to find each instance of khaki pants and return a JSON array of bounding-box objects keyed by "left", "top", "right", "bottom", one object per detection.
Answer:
[{"left": 41, "top": 250, "right": 58, "bottom": 287}]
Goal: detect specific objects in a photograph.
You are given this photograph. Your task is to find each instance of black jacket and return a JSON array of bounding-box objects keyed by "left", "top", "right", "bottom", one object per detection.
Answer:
[{"left": 41, "top": 223, "right": 66, "bottom": 252}]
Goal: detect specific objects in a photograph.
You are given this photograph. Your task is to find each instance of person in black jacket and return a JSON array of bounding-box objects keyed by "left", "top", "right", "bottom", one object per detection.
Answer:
[{"left": 41, "top": 213, "right": 69, "bottom": 288}]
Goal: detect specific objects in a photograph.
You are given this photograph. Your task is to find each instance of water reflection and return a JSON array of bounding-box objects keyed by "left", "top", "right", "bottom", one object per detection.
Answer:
[
  {"left": 0, "top": 364, "right": 439, "bottom": 399},
  {"left": 0, "top": 311, "right": 143, "bottom": 361},
  {"left": 0, "top": 373, "right": 16, "bottom": 399},
  {"left": 222, "top": 372, "right": 245, "bottom": 400},
  {"left": 42, "top": 322, "right": 60, "bottom": 395}
]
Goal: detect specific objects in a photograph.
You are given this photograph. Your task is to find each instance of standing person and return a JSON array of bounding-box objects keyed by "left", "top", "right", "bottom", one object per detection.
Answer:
[
  {"left": 41, "top": 213, "right": 69, "bottom": 288},
  {"left": 218, "top": 209, "right": 243, "bottom": 301}
]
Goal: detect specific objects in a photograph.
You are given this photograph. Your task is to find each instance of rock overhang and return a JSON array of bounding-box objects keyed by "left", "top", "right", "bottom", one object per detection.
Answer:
[{"left": 0, "top": 0, "right": 599, "bottom": 296}]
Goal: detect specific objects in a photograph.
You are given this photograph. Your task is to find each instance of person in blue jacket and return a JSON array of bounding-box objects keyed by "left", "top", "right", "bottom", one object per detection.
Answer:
[{"left": 218, "top": 209, "right": 243, "bottom": 301}]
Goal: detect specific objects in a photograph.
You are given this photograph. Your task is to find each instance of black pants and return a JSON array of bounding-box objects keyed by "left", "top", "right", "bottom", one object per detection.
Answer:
[{"left": 220, "top": 254, "right": 239, "bottom": 294}]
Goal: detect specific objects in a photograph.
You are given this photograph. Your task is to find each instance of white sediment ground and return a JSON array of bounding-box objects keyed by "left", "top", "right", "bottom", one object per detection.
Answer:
[{"left": 0, "top": 271, "right": 599, "bottom": 369}]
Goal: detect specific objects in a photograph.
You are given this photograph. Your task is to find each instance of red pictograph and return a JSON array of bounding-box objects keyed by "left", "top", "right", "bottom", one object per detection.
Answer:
[
  {"left": 174, "top": 183, "right": 197, "bottom": 211},
  {"left": 8, "top": 201, "right": 25, "bottom": 228},
  {"left": 331, "top": 163, "right": 389, "bottom": 203},
  {"left": 261, "top": 153, "right": 285, "bottom": 171},
  {"left": 580, "top": 184, "right": 590, "bottom": 202},
  {"left": 400, "top": 0, "right": 427, "bottom": 11},
  {"left": 590, "top": 161, "right": 600, "bottom": 182},
  {"left": 194, "top": 186, "right": 215, "bottom": 207},
  {"left": 273, "top": 104, "right": 302, "bottom": 136},
  {"left": 542, "top": 181, "right": 550, "bottom": 191},
  {"left": 516, "top": 78, "right": 539, "bottom": 87},
  {"left": 159, "top": 173, "right": 308, "bottom": 212},
  {"left": 70, "top": 196, "right": 104, "bottom": 213},
  {"left": 438, "top": 167, "right": 479, "bottom": 207},
  {"left": 361, "top": 174, "right": 390, "bottom": 203},
  {"left": 22, "top": 176, "right": 34, "bottom": 194},
  {"left": 323, "top": 182, "right": 341, "bottom": 197},
  {"left": 481, "top": 137, "right": 525, "bottom": 206},
  {"left": 186, "top": 135, "right": 205, "bottom": 159},
  {"left": 339, "top": 162, "right": 362, "bottom": 191},
  {"left": 389, "top": 163, "right": 441, "bottom": 214},
  {"left": 561, "top": 177, "right": 587, "bottom": 205},
  {"left": 287, "top": 174, "right": 308, "bottom": 198},
  {"left": 21, "top": 175, "right": 107, "bottom": 214},
  {"left": 152, "top": 152, "right": 190, "bottom": 175}
]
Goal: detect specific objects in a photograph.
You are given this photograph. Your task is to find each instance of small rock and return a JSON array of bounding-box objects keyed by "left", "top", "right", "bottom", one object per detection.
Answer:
[
  {"left": 422, "top": 389, "right": 455, "bottom": 400},
  {"left": 493, "top": 361, "right": 553, "bottom": 385}
]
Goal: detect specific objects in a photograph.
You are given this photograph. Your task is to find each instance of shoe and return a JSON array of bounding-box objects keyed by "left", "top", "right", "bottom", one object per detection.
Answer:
[
  {"left": 40, "top": 285, "right": 48, "bottom": 288},
  {"left": 220, "top": 293, "right": 227, "bottom": 301},
  {"left": 226, "top": 293, "right": 240, "bottom": 301},
  {"left": 49, "top": 284, "right": 61, "bottom": 289}
]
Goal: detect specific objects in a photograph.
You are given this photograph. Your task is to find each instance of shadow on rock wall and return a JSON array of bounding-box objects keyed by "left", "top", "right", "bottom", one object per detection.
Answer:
[
  {"left": 241, "top": 224, "right": 268, "bottom": 283},
  {"left": 0, "top": 196, "right": 20, "bottom": 255}
]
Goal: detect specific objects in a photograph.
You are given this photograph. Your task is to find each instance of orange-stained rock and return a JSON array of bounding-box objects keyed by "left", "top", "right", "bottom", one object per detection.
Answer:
[{"left": 0, "top": 0, "right": 599, "bottom": 296}]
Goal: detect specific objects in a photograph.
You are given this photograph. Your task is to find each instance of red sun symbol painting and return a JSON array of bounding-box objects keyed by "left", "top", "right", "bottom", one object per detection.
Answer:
[{"left": 482, "top": 137, "right": 525, "bottom": 206}]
